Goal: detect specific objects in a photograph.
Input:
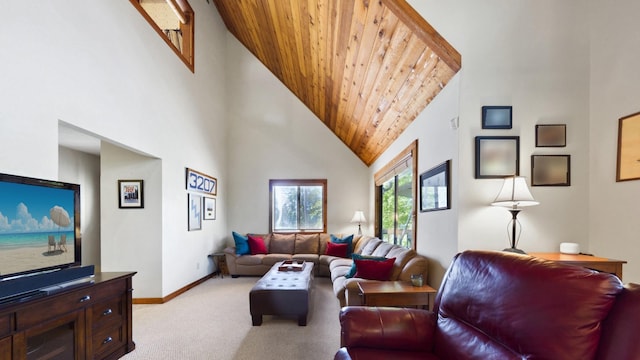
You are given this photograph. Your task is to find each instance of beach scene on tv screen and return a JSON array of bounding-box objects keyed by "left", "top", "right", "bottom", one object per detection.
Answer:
[{"left": 0, "top": 182, "right": 76, "bottom": 277}]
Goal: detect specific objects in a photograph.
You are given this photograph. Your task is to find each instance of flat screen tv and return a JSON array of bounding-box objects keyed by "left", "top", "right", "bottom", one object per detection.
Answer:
[{"left": 0, "top": 173, "right": 81, "bottom": 280}]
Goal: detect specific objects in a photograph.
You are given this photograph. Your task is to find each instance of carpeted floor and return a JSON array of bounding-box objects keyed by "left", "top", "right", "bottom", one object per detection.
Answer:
[{"left": 120, "top": 275, "right": 342, "bottom": 360}]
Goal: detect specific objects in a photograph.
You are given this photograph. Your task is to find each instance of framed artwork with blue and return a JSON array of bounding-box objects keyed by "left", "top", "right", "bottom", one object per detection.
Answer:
[{"left": 482, "top": 106, "right": 512, "bottom": 129}]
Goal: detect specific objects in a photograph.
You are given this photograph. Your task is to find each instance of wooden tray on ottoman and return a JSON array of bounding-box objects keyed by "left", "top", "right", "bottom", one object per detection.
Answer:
[{"left": 278, "top": 260, "right": 306, "bottom": 272}]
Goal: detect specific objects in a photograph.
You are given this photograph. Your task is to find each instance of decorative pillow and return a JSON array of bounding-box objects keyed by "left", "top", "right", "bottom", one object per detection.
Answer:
[
  {"left": 232, "top": 231, "right": 250, "bottom": 255},
  {"left": 325, "top": 242, "right": 348, "bottom": 258},
  {"left": 331, "top": 234, "right": 354, "bottom": 257},
  {"left": 345, "top": 254, "right": 387, "bottom": 278},
  {"left": 247, "top": 235, "right": 268, "bottom": 255},
  {"left": 353, "top": 257, "right": 396, "bottom": 281}
]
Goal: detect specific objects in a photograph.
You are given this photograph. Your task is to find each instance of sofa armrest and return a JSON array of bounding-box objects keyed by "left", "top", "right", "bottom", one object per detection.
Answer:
[
  {"left": 223, "top": 246, "right": 236, "bottom": 256},
  {"left": 339, "top": 306, "right": 436, "bottom": 352}
]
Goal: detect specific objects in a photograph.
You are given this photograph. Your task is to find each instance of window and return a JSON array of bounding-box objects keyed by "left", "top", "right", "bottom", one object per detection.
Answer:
[
  {"left": 374, "top": 141, "right": 417, "bottom": 249},
  {"left": 130, "top": 0, "right": 195, "bottom": 72},
  {"left": 269, "top": 179, "right": 327, "bottom": 233}
]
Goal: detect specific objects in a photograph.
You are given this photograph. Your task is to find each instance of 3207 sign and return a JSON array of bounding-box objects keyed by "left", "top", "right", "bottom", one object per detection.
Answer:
[{"left": 186, "top": 168, "right": 217, "bottom": 196}]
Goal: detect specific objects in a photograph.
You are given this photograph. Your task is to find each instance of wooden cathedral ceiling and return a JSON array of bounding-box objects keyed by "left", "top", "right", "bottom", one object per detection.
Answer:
[{"left": 213, "top": 0, "right": 461, "bottom": 166}]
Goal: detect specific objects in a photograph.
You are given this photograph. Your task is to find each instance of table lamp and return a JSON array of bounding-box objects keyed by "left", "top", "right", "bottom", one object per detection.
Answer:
[
  {"left": 350, "top": 211, "right": 366, "bottom": 236},
  {"left": 491, "top": 176, "right": 539, "bottom": 254}
]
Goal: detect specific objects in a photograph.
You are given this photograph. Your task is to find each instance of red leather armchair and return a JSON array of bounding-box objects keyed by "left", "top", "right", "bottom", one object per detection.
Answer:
[{"left": 335, "top": 250, "right": 640, "bottom": 360}]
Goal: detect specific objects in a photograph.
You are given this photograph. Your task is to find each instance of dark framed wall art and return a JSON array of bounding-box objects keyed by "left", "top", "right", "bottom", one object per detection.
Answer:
[
  {"left": 118, "top": 180, "right": 144, "bottom": 209},
  {"left": 616, "top": 111, "right": 640, "bottom": 182},
  {"left": 420, "top": 160, "right": 451, "bottom": 212},
  {"left": 475, "top": 136, "right": 520, "bottom": 178},
  {"left": 531, "top": 155, "right": 571, "bottom": 186},
  {"left": 536, "top": 124, "right": 566, "bottom": 147},
  {"left": 203, "top": 197, "right": 216, "bottom": 220},
  {"left": 482, "top": 106, "right": 512, "bottom": 129}
]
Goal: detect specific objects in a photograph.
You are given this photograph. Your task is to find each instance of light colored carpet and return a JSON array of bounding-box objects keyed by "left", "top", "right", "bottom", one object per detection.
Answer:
[{"left": 121, "top": 276, "right": 342, "bottom": 360}]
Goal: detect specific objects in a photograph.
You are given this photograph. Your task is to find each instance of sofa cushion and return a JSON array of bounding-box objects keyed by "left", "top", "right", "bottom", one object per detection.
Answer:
[
  {"left": 248, "top": 235, "right": 268, "bottom": 255},
  {"left": 371, "top": 242, "right": 395, "bottom": 257},
  {"left": 295, "top": 233, "right": 320, "bottom": 254},
  {"left": 346, "top": 254, "right": 387, "bottom": 279},
  {"left": 386, "top": 247, "right": 416, "bottom": 280},
  {"left": 331, "top": 234, "right": 354, "bottom": 257},
  {"left": 232, "top": 231, "right": 250, "bottom": 255},
  {"left": 326, "top": 241, "right": 349, "bottom": 258},
  {"left": 360, "top": 238, "right": 383, "bottom": 256},
  {"left": 270, "top": 233, "right": 295, "bottom": 254},
  {"left": 354, "top": 258, "right": 395, "bottom": 281}
]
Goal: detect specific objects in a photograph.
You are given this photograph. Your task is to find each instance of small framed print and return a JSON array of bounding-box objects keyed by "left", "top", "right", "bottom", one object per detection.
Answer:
[
  {"left": 531, "top": 155, "right": 571, "bottom": 186},
  {"left": 188, "top": 193, "right": 202, "bottom": 231},
  {"left": 475, "top": 136, "right": 520, "bottom": 178},
  {"left": 203, "top": 197, "right": 216, "bottom": 220},
  {"left": 420, "top": 160, "right": 451, "bottom": 212},
  {"left": 536, "top": 124, "right": 566, "bottom": 147},
  {"left": 118, "top": 180, "right": 144, "bottom": 209},
  {"left": 616, "top": 112, "right": 640, "bottom": 182},
  {"left": 482, "top": 106, "right": 512, "bottom": 129}
]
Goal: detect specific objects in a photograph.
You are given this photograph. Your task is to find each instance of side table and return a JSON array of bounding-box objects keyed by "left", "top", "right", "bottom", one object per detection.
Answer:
[
  {"left": 358, "top": 281, "right": 437, "bottom": 310},
  {"left": 208, "top": 252, "right": 229, "bottom": 278}
]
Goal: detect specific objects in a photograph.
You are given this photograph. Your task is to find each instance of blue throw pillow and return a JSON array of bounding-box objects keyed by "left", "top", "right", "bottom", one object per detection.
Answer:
[
  {"left": 232, "top": 231, "right": 250, "bottom": 255},
  {"left": 345, "top": 253, "right": 387, "bottom": 278},
  {"left": 331, "top": 234, "right": 354, "bottom": 257}
]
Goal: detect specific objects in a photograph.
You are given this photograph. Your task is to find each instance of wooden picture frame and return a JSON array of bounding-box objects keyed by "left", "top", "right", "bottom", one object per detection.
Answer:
[
  {"left": 186, "top": 168, "right": 217, "bottom": 196},
  {"left": 188, "top": 193, "right": 202, "bottom": 231},
  {"left": 536, "top": 124, "right": 566, "bottom": 147},
  {"left": 203, "top": 197, "right": 216, "bottom": 220},
  {"left": 616, "top": 112, "right": 640, "bottom": 182},
  {"left": 420, "top": 160, "right": 451, "bottom": 212},
  {"left": 475, "top": 136, "right": 520, "bottom": 178},
  {"left": 482, "top": 106, "right": 512, "bottom": 129},
  {"left": 118, "top": 180, "right": 144, "bottom": 209},
  {"left": 531, "top": 155, "right": 571, "bottom": 186}
]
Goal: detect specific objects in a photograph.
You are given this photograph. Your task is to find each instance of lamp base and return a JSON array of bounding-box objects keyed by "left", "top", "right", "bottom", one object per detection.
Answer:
[{"left": 503, "top": 247, "right": 526, "bottom": 255}]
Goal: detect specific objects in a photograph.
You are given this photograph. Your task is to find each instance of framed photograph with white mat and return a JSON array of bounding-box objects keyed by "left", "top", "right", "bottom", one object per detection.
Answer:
[{"left": 203, "top": 197, "right": 216, "bottom": 220}]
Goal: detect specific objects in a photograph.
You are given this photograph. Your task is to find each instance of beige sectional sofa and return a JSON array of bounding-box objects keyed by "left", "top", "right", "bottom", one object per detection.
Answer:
[{"left": 223, "top": 233, "right": 429, "bottom": 306}]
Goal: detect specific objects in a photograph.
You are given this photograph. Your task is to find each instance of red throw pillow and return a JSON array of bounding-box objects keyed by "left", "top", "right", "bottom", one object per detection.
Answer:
[
  {"left": 247, "top": 235, "right": 267, "bottom": 255},
  {"left": 353, "top": 257, "right": 395, "bottom": 281},
  {"left": 325, "top": 241, "right": 348, "bottom": 258}
]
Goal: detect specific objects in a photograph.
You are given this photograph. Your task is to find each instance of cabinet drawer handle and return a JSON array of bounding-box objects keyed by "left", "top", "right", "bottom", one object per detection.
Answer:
[
  {"left": 103, "top": 308, "right": 113, "bottom": 316},
  {"left": 79, "top": 295, "right": 91, "bottom": 302},
  {"left": 103, "top": 336, "right": 113, "bottom": 345}
]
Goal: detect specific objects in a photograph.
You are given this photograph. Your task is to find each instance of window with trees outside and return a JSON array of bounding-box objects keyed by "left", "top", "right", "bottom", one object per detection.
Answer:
[
  {"left": 269, "top": 179, "right": 327, "bottom": 233},
  {"left": 374, "top": 141, "right": 417, "bottom": 250}
]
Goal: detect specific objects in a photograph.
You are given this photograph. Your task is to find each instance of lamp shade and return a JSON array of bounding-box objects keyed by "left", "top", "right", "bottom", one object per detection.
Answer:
[
  {"left": 350, "top": 211, "right": 366, "bottom": 223},
  {"left": 491, "top": 176, "right": 539, "bottom": 208}
]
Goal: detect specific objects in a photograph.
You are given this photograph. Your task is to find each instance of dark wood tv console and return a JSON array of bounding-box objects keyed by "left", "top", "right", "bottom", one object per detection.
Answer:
[{"left": 0, "top": 272, "right": 136, "bottom": 360}]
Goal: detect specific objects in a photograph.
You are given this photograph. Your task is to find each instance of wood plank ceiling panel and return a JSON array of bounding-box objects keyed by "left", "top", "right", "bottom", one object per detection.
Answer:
[{"left": 213, "top": 0, "right": 461, "bottom": 166}]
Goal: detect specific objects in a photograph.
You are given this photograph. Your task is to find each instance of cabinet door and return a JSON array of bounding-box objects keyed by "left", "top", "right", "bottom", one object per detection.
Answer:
[{"left": 0, "top": 337, "right": 10, "bottom": 360}]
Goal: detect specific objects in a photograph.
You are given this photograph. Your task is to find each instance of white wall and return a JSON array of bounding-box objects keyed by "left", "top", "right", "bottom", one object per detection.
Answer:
[
  {"left": 588, "top": 0, "right": 640, "bottom": 283},
  {"left": 58, "top": 147, "right": 101, "bottom": 271},
  {"left": 225, "top": 38, "right": 370, "bottom": 237},
  {"left": 0, "top": 1, "right": 229, "bottom": 298}
]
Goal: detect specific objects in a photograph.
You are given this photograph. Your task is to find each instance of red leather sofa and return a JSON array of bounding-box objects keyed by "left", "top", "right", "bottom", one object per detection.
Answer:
[{"left": 335, "top": 250, "right": 640, "bottom": 360}]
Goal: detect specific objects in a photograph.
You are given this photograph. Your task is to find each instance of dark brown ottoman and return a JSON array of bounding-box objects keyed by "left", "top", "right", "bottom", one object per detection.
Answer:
[{"left": 249, "top": 261, "right": 314, "bottom": 326}]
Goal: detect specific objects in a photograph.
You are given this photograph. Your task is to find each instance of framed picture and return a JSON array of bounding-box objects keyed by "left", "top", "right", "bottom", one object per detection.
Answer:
[
  {"left": 118, "top": 180, "right": 144, "bottom": 209},
  {"left": 188, "top": 193, "right": 202, "bottom": 231},
  {"left": 536, "top": 124, "right": 566, "bottom": 147},
  {"left": 420, "top": 160, "right": 451, "bottom": 212},
  {"left": 186, "top": 168, "right": 217, "bottom": 196},
  {"left": 203, "top": 197, "right": 216, "bottom": 220},
  {"left": 531, "top": 155, "right": 571, "bottom": 186},
  {"left": 475, "top": 136, "right": 520, "bottom": 178},
  {"left": 616, "top": 112, "right": 640, "bottom": 182},
  {"left": 482, "top": 106, "right": 512, "bottom": 129}
]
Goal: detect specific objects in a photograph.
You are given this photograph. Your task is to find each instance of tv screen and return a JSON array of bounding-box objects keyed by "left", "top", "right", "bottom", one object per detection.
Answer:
[{"left": 0, "top": 173, "right": 81, "bottom": 280}]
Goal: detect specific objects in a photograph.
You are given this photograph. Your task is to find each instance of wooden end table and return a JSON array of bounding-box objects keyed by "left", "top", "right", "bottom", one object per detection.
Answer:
[
  {"left": 358, "top": 281, "right": 437, "bottom": 309},
  {"left": 528, "top": 252, "right": 626, "bottom": 279}
]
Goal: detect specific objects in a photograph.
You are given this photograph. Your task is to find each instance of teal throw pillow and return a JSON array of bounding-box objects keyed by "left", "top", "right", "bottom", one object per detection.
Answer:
[
  {"left": 330, "top": 234, "right": 354, "bottom": 257},
  {"left": 232, "top": 231, "right": 250, "bottom": 255},
  {"left": 345, "top": 253, "right": 387, "bottom": 278}
]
